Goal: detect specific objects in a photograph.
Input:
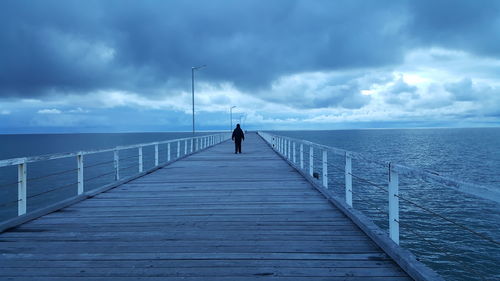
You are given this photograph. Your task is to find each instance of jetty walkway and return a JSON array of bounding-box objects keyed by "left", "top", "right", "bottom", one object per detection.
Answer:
[{"left": 0, "top": 133, "right": 413, "bottom": 280}]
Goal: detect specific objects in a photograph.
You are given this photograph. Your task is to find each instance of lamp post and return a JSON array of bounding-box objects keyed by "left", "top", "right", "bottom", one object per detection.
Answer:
[
  {"left": 239, "top": 114, "right": 246, "bottom": 127},
  {"left": 230, "top": 106, "right": 236, "bottom": 131},
  {"left": 191, "top": 65, "right": 206, "bottom": 135}
]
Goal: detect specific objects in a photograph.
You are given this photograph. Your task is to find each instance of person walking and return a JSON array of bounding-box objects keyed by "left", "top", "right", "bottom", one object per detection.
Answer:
[{"left": 232, "top": 124, "right": 245, "bottom": 154}]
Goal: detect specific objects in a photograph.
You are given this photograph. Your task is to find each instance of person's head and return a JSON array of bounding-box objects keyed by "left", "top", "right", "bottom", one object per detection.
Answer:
[{"left": 236, "top": 124, "right": 240, "bottom": 128}]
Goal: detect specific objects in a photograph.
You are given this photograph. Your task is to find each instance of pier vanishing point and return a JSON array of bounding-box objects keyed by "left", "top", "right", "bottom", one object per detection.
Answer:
[{"left": 0, "top": 132, "right": 443, "bottom": 281}]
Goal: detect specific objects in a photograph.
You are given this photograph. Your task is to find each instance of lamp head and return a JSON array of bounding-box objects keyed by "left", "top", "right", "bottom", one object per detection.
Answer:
[{"left": 193, "top": 65, "right": 207, "bottom": 70}]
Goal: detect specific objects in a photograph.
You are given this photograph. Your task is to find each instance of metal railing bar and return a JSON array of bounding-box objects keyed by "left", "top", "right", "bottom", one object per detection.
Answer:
[
  {"left": 265, "top": 133, "right": 389, "bottom": 167},
  {"left": 400, "top": 221, "right": 488, "bottom": 281},
  {"left": 395, "top": 193, "right": 500, "bottom": 246},
  {"left": 27, "top": 168, "right": 78, "bottom": 182},
  {"left": 0, "top": 199, "right": 21, "bottom": 208},
  {"left": 351, "top": 192, "right": 389, "bottom": 219},
  {"left": 119, "top": 163, "right": 138, "bottom": 171},
  {"left": 27, "top": 181, "right": 79, "bottom": 199},
  {"left": 119, "top": 154, "right": 139, "bottom": 161},
  {"left": 84, "top": 159, "right": 116, "bottom": 169},
  {"left": 302, "top": 152, "right": 387, "bottom": 192},
  {"left": 85, "top": 171, "right": 116, "bottom": 182},
  {"left": 349, "top": 172, "right": 388, "bottom": 193},
  {"left": 0, "top": 181, "right": 21, "bottom": 189}
]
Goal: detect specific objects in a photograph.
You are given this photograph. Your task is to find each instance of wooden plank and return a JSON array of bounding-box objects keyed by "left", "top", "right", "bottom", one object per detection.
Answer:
[
  {"left": 0, "top": 252, "right": 392, "bottom": 260},
  {"left": 0, "top": 277, "right": 413, "bottom": 281},
  {"left": 0, "top": 259, "right": 400, "bottom": 268},
  {"left": 0, "top": 266, "right": 408, "bottom": 277}
]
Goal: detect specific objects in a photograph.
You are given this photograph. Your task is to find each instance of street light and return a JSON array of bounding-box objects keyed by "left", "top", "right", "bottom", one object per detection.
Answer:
[
  {"left": 230, "top": 106, "right": 236, "bottom": 131},
  {"left": 191, "top": 65, "right": 206, "bottom": 135}
]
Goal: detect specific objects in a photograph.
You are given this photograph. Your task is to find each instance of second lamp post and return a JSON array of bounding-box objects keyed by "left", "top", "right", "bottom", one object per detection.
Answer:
[{"left": 191, "top": 65, "right": 206, "bottom": 135}]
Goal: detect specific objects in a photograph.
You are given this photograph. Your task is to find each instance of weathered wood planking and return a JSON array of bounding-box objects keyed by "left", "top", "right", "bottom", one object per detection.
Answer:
[{"left": 0, "top": 133, "right": 412, "bottom": 280}]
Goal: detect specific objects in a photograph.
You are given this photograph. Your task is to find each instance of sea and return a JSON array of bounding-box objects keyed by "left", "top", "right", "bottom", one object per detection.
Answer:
[{"left": 0, "top": 128, "right": 499, "bottom": 281}]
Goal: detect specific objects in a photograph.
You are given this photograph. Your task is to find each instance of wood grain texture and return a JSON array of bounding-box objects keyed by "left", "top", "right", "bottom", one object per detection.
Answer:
[{"left": 0, "top": 133, "right": 412, "bottom": 280}]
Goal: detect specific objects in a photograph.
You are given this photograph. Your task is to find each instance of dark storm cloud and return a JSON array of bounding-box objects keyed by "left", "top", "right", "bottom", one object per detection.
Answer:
[
  {"left": 0, "top": 0, "right": 409, "bottom": 98},
  {"left": 1, "top": 0, "right": 499, "bottom": 100},
  {"left": 407, "top": 0, "right": 500, "bottom": 57}
]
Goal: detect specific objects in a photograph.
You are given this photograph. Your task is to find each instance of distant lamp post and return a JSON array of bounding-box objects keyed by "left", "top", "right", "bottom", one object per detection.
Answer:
[
  {"left": 191, "top": 65, "right": 206, "bottom": 135},
  {"left": 230, "top": 106, "right": 236, "bottom": 131}
]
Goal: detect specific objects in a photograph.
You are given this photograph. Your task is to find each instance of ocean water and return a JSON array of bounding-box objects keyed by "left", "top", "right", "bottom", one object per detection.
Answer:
[{"left": 0, "top": 128, "right": 499, "bottom": 281}]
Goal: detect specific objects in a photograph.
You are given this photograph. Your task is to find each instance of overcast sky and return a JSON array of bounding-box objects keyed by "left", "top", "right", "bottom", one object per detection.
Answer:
[{"left": 1, "top": 0, "right": 499, "bottom": 133}]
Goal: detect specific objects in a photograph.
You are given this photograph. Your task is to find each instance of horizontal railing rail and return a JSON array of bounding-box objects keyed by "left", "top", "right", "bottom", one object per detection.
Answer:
[
  {"left": 0, "top": 132, "right": 231, "bottom": 221},
  {"left": 258, "top": 131, "right": 500, "bottom": 246}
]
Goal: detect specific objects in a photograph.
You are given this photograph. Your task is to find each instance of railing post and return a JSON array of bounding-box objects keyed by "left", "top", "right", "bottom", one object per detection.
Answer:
[
  {"left": 167, "top": 143, "right": 171, "bottom": 161},
  {"left": 17, "top": 160, "right": 27, "bottom": 216},
  {"left": 196, "top": 138, "right": 199, "bottom": 151},
  {"left": 292, "top": 142, "right": 296, "bottom": 163},
  {"left": 287, "top": 140, "right": 291, "bottom": 159},
  {"left": 177, "top": 141, "right": 180, "bottom": 158},
  {"left": 114, "top": 149, "right": 120, "bottom": 181},
  {"left": 300, "top": 144, "right": 304, "bottom": 169},
  {"left": 77, "top": 153, "right": 84, "bottom": 195},
  {"left": 185, "top": 140, "right": 188, "bottom": 155},
  {"left": 191, "top": 138, "right": 194, "bottom": 153},
  {"left": 284, "top": 139, "right": 287, "bottom": 157},
  {"left": 389, "top": 164, "right": 400, "bottom": 245},
  {"left": 138, "top": 146, "right": 143, "bottom": 173},
  {"left": 345, "top": 153, "right": 352, "bottom": 207},
  {"left": 154, "top": 144, "right": 159, "bottom": 166},
  {"left": 322, "top": 150, "right": 328, "bottom": 188},
  {"left": 309, "top": 146, "right": 313, "bottom": 176},
  {"left": 272, "top": 137, "right": 276, "bottom": 149}
]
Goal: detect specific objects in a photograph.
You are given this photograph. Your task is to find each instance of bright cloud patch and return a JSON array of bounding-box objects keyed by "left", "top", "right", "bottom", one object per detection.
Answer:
[{"left": 37, "top": 109, "right": 62, "bottom": 114}]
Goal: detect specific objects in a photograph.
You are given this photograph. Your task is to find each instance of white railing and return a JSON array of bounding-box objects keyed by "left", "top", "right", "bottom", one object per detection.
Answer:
[
  {"left": 0, "top": 133, "right": 231, "bottom": 220},
  {"left": 258, "top": 131, "right": 500, "bottom": 245}
]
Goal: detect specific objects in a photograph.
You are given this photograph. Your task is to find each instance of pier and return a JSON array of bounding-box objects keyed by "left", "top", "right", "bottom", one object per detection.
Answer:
[{"left": 0, "top": 133, "right": 443, "bottom": 280}]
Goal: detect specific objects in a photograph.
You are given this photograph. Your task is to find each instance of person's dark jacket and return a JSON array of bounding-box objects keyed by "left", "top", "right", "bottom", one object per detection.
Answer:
[{"left": 232, "top": 126, "right": 245, "bottom": 141}]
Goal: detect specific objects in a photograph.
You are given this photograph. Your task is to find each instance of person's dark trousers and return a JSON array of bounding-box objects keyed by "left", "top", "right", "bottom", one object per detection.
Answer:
[{"left": 235, "top": 139, "right": 242, "bottom": 153}]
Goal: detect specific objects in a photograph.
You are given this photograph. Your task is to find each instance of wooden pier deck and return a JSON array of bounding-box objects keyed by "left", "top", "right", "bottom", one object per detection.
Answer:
[{"left": 0, "top": 133, "right": 412, "bottom": 280}]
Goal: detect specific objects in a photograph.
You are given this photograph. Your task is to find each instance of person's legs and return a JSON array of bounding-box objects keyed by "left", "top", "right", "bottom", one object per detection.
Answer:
[
  {"left": 236, "top": 139, "right": 242, "bottom": 153},
  {"left": 234, "top": 141, "right": 238, "bottom": 154}
]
